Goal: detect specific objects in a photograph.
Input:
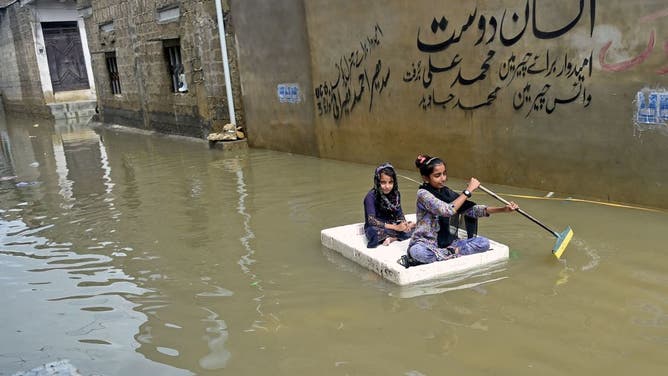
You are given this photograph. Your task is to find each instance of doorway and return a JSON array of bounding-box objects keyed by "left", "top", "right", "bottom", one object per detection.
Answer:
[{"left": 42, "top": 21, "right": 90, "bottom": 92}]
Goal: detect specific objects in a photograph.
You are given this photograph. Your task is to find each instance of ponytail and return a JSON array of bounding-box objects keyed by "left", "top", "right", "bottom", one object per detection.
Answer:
[{"left": 415, "top": 154, "right": 444, "bottom": 177}]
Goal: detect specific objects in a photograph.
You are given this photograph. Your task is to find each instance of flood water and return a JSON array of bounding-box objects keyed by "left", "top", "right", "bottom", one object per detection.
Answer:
[{"left": 0, "top": 116, "right": 666, "bottom": 376}]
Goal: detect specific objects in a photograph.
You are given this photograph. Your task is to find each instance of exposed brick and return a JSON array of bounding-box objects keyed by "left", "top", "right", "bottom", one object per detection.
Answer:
[{"left": 77, "top": 0, "right": 243, "bottom": 138}]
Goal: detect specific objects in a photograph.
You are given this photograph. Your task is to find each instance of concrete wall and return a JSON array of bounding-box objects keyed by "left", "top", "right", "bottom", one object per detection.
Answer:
[
  {"left": 78, "top": 0, "right": 244, "bottom": 138},
  {"left": 230, "top": 0, "right": 317, "bottom": 155},
  {"left": 0, "top": 2, "right": 51, "bottom": 117},
  {"left": 0, "top": 7, "right": 21, "bottom": 101},
  {"left": 232, "top": 0, "right": 668, "bottom": 208}
]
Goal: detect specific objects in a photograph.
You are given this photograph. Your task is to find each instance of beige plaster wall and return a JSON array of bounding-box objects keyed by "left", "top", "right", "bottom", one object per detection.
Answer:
[
  {"left": 230, "top": 0, "right": 318, "bottom": 155},
  {"left": 230, "top": 0, "right": 668, "bottom": 207}
]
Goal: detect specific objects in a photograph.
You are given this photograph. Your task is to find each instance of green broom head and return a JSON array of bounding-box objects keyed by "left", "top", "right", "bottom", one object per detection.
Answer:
[{"left": 552, "top": 226, "right": 573, "bottom": 259}]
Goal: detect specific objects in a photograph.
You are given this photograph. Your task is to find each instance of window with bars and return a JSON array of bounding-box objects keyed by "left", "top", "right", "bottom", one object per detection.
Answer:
[
  {"left": 163, "top": 39, "right": 187, "bottom": 93},
  {"left": 105, "top": 51, "right": 121, "bottom": 94}
]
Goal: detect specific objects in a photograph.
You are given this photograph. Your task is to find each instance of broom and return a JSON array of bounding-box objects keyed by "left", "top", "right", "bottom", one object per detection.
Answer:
[{"left": 478, "top": 185, "right": 573, "bottom": 259}]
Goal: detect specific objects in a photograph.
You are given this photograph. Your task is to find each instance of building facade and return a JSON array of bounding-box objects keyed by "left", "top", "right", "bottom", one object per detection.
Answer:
[
  {"left": 3, "top": 0, "right": 667, "bottom": 207},
  {"left": 0, "top": 0, "right": 96, "bottom": 120},
  {"left": 230, "top": 0, "right": 668, "bottom": 208},
  {"left": 76, "top": 0, "right": 243, "bottom": 138}
]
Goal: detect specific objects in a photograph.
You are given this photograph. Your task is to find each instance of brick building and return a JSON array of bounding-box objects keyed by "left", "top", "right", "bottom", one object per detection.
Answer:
[
  {"left": 0, "top": 0, "right": 96, "bottom": 120},
  {"left": 76, "top": 0, "right": 243, "bottom": 138}
]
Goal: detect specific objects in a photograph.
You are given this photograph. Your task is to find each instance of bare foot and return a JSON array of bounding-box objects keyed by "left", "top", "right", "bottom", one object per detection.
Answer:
[{"left": 383, "top": 237, "right": 397, "bottom": 246}]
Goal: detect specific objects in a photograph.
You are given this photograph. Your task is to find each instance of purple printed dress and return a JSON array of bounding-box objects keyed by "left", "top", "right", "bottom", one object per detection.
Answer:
[
  {"left": 363, "top": 189, "right": 411, "bottom": 248},
  {"left": 408, "top": 189, "right": 491, "bottom": 264}
]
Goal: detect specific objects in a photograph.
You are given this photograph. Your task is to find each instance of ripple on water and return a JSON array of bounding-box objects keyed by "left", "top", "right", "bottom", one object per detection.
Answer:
[
  {"left": 78, "top": 339, "right": 112, "bottom": 345},
  {"left": 196, "top": 286, "right": 235, "bottom": 297},
  {"left": 156, "top": 346, "right": 180, "bottom": 357},
  {"left": 80, "top": 306, "right": 115, "bottom": 312},
  {"left": 2, "top": 124, "right": 668, "bottom": 375}
]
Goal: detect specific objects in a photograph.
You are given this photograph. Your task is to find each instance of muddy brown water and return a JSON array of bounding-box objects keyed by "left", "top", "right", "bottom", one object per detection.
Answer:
[{"left": 1, "top": 117, "right": 666, "bottom": 375}]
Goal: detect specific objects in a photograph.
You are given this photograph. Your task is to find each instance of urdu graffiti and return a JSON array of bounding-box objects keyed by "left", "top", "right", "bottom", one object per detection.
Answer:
[
  {"left": 314, "top": 24, "right": 390, "bottom": 120},
  {"left": 404, "top": 0, "right": 596, "bottom": 117}
]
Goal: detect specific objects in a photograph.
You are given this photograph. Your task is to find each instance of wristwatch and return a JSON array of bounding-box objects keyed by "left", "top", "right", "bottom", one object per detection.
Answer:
[{"left": 462, "top": 189, "right": 472, "bottom": 198}]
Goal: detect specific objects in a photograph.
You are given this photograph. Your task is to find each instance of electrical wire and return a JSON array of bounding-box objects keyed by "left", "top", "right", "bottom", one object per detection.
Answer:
[{"left": 396, "top": 174, "right": 665, "bottom": 214}]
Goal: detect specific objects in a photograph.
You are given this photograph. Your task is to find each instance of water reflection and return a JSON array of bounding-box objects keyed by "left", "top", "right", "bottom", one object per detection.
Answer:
[
  {"left": 229, "top": 159, "right": 268, "bottom": 334},
  {"left": 1, "top": 116, "right": 667, "bottom": 375},
  {"left": 320, "top": 236, "right": 512, "bottom": 299},
  {"left": 0, "top": 118, "right": 190, "bottom": 375},
  {"left": 0, "top": 215, "right": 159, "bottom": 374}
]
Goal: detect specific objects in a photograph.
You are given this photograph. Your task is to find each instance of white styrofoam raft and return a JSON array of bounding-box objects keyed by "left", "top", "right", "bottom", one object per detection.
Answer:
[{"left": 321, "top": 214, "right": 510, "bottom": 285}]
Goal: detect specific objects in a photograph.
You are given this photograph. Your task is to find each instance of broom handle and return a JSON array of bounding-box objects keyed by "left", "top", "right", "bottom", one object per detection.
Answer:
[{"left": 478, "top": 185, "right": 559, "bottom": 238}]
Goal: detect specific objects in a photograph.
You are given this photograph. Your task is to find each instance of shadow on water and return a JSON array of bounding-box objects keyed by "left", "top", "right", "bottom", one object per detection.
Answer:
[{"left": 1, "top": 116, "right": 667, "bottom": 375}]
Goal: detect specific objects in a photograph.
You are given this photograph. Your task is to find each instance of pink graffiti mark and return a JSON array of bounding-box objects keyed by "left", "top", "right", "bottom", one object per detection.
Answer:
[
  {"left": 599, "top": 30, "right": 655, "bottom": 72},
  {"left": 639, "top": 8, "right": 668, "bottom": 74},
  {"left": 659, "top": 40, "right": 668, "bottom": 75},
  {"left": 639, "top": 8, "right": 668, "bottom": 23}
]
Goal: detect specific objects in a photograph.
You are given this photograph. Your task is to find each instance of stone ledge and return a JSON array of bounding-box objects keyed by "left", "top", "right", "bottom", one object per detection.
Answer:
[
  {"left": 209, "top": 139, "right": 248, "bottom": 151},
  {"left": 88, "top": 121, "right": 209, "bottom": 145}
]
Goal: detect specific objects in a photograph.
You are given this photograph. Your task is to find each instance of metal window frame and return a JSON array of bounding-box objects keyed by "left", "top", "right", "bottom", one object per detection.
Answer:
[
  {"left": 105, "top": 51, "right": 121, "bottom": 95},
  {"left": 163, "top": 39, "right": 185, "bottom": 93}
]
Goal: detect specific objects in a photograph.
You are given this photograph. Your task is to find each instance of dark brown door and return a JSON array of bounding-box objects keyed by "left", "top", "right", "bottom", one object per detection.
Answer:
[{"left": 42, "top": 22, "right": 90, "bottom": 92}]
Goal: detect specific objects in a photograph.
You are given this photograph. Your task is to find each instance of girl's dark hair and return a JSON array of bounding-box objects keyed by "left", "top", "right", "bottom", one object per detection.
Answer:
[
  {"left": 374, "top": 163, "right": 399, "bottom": 193},
  {"left": 373, "top": 163, "right": 401, "bottom": 215},
  {"left": 414, "top": 154, "right": 444, "bottom": 177}
]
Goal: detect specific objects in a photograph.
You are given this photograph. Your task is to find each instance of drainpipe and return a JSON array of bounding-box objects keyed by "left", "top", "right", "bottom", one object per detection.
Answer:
[{"left": 214, "top": 0, "right": 236, "bottom": 125}]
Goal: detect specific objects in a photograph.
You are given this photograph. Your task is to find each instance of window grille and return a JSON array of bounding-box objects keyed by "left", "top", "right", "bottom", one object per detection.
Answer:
[
  {"left": 105, "top": 52, "right": 121, "bottom": 95},
  {"left": 163, "top": 39, "right": 187, "bottom": 93}
]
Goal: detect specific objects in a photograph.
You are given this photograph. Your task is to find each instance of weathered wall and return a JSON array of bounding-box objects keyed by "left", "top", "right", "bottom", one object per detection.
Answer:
[
  {"left": 0, "top": 8, "right": 21, "bottom": 102},
  {"left": 230, "top": 0, "right": 317, "bottom": 155},
  {"left": 0, "top": 3, "right": 51, "bottom": 117},
  {"left": 232, "top": 0, "right": 668, "bottom": 208},
  {"left": 78, "top": 0, "right": 244, "bottom": 138}
]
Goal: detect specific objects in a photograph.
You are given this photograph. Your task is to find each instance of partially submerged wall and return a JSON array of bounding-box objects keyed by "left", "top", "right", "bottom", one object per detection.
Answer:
[
  {"left": 232, "top": 0, "right": 668, "bottom": 208},
  {"left": 79, "top": 0, "right": 244, "bottom": 138},
  {"left": 0, "top": 4, "right": 51, "bottom": 117},
  {"left": 230, "top": 0, "right": 317, "bottom": 155}
]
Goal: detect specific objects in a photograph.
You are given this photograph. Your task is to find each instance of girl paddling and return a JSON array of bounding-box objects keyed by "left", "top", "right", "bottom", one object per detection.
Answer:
[{"left": 407, "top": 154, "right": 518, "bottom": 264}]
